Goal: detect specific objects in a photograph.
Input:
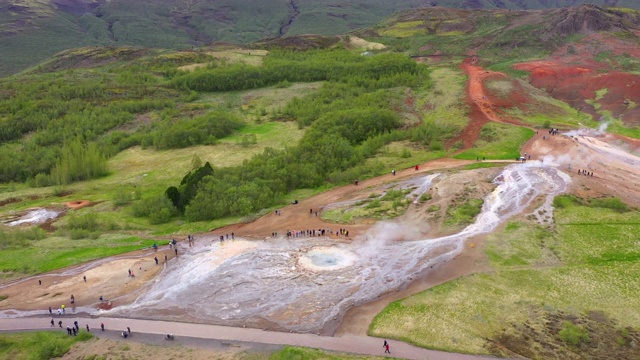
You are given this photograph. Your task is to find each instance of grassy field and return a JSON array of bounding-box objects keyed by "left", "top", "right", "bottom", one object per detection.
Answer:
[
  {"left": 0, "top": 331, "right": 92, "bottom": 360},
  {"left": 418, "top": 67, "right": 469, "bottom": 130},
  {"left": 0, "top": 234, "right": 156, "bottom": 276},
  {"left": 322, "top": 188, "right": 413, "bottom": 224},
  {"left": 370, "top": 196, "right": 640, "bottom": 356},
  {"left": 270, "top": 346, "right": 395, "bottom": 360},
  {"left": 454, "top": 123, "right": 534, "bottom": 160}
]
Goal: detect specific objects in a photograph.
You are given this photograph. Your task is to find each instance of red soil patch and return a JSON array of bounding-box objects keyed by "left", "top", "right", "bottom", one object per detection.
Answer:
[
  {"left": 65, "top": 200, "right": 94, "bottom": 209},
  {"left": 516, "top": 32, "right": 640, "bottom": 126},
  {"left": 515, "top": 60, "right": 640, "bottom": 125}
]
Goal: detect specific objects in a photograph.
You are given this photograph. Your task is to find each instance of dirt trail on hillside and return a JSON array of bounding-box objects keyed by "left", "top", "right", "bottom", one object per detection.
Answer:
[{"left": 450, "top": 59, "right": 522, "bottom": 150}]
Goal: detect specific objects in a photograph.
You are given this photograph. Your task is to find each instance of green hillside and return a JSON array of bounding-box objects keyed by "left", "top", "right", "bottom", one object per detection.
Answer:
[{"left": 2, "top": 0, "right": 640, "bottom": 77}]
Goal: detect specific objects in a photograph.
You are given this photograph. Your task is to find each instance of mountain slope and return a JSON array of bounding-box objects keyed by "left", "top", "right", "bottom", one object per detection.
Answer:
[{"left": 2, "top": 0, "right": 640, "bottom": 77}]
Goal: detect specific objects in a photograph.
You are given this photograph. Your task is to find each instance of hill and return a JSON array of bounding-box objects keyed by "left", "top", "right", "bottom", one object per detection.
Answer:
[
  {"left": 358, "top": 4, "right": 640, "bottom": 126},
  {"left": 2, "top": 0, "right": 640, "bottom": 77}
]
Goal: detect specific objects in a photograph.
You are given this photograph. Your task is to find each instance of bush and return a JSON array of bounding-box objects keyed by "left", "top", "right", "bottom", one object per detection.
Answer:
[
  {"left": 113, "top": 188, "right": 133, "bottom": 207},
  {"left": 67, "top": 213, "right": 98, "bottom": 230},
  {"left": 559, "top": 321, "right": 590, "bottom": 346},
  {"left": 553, "top": 195, "right": 579, "bottom": 209},
  {"left": 69, "top": 229, "right": 91, "bottom": 240},
  {"left": 590, "top": 197, "right": 629, "bottom": 212},
  {"left": 131, "top": 195, "right": 177, "bottom": 224}
]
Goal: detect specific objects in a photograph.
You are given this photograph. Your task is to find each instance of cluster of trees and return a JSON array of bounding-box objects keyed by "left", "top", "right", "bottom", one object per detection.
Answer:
[
  {"left": 149, "top": 110, "right": 245, "bottom": 149},
  {"left": 170, "top": 49, "right": 422, "bottom": 92},
  {"left": 158, "top": 52, "right": 439, "bottom": 222},
  {"left": 0, "top": 62, "right": 187, "bottom": 184}
]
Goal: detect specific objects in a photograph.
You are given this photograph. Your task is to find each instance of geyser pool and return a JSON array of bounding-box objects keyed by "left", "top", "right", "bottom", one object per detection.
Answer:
[{"left": 299, "top": 247, "right": 357, "bottom": 271}]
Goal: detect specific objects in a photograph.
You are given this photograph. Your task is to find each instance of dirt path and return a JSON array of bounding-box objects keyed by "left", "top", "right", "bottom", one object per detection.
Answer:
[
  {"left": 0, "top": 317, "right": 501, "bottom": 360},
  {"left": 214, "top": 158, "right": 473, "bottom": 239}
]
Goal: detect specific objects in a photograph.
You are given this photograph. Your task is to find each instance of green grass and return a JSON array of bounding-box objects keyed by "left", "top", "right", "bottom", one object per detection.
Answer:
[
  {"left": 321, "top": 188, "right": 412, "bottom": 224},
  {"left": 463, "top": 162, "right": 506, "bottom": 170},
  {"left": 366, "top": 142, "right": 446, "bottom": 173},
  {"left": 0, "top": 331, "right": 92, "bottom": 360},
  {"left": 419, "top": 67, "right": 469, "bottom": 130},
  {"left": 0, "top": 235, "right": 157, "bottom": 275},
  {"left": 269, "top": 346, "right": 395, "bottom": 360},
  {"left": 454, "top": 123, "right": 534, "bottom": 160},
  {"left": 444, "top": 198, "right": 483, "bottom": 229},
  {"left": 370, "top": 198, "right": 640, "bottom": 354}
]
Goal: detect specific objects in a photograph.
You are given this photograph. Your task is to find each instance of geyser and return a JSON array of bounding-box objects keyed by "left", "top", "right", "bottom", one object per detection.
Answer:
[{"left": 299, "top": 247, "right": 357, "bottom": 271}]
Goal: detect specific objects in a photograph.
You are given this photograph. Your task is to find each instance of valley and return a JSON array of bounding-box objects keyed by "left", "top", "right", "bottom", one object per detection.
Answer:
[{"left": 1, "top": 3, "right": 640, "bottom": 360}]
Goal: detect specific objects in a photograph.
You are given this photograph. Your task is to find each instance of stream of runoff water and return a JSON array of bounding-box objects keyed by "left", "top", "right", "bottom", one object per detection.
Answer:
[{"left": 108, "top": 163, "right": 570, "bottom": 333}]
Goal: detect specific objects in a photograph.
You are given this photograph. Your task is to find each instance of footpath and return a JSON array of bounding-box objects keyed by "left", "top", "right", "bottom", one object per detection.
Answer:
[{"left": 0, "top": 317, "right": 501, "bottom": 360}]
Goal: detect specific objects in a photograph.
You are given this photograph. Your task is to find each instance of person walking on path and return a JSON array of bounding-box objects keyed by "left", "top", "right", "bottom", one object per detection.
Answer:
[
  {"left": 83, "top": 275, "right": 86, "bottom": 282},
  {"left": 101, "top": 323, "right": 105, "bottom": 331},
  {"left": 154, "top": 257, "right": 159, "bottom": 265},
  {"left": 127, "top": 327, "right": 131, "bottom": 337},
  {"left": 86, "top": 324, "right": 90, "bottom": 332},
  {"left": 50, "top": 319, "right": 54, "bottom": 327},
  {"left": 385, "top": 343, "right": 390, "bottom": 354},
  {"left": 58, "top": 320, "right": 62, "bottom": 328},
  {"left": 48, "top": 307, "right": 52, "bottom": 315}
]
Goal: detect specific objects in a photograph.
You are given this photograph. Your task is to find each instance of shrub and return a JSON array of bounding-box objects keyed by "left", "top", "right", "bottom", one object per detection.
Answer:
[
  {"left": 69, "top": 229, "right": 91, "bottom": 240},
  {"left": 131, "top": 195, "right": 177, "bottom": 224},
  {"left": 559, "top": 321, "right": 590, "bottom": 346},
  {"left": 67, "top": 213, "right": 98, "bottom": 230},
  {"left": 590, "top": 197, "right": 629, "bottom": 212},
  {"left": 113, "top": 188, "right": 133, "bottom": 206},
  {"left": 553, "top": 195, "right": 580, "bottom": 209}
]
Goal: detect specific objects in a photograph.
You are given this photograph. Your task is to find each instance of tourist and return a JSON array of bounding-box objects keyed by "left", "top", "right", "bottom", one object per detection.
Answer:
[
  {"left": 49, "top": 307, "right": 52, "bottom": 315},
  {"left": 101, "top": 323, "right": 105, "bottom": 331},
  {"left": 385, "top": 343, "right": 390, "bottom": 354},
  {"left": 50, "top": 319, "right": 54, "bottom": 327},
  {"left": 83, "top": 275, "right": 86, "bottom": 282},
  {"left": 154, "top": 257, "right": 159, "bottom": 265},
  {"left": 58, "top": 320, "right": 62, "bottom": 328}
]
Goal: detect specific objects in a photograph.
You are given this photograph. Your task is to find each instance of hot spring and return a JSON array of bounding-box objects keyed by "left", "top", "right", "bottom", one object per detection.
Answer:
[{"left": 299, "top": 247, "right": 357, "bottom": 271}]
